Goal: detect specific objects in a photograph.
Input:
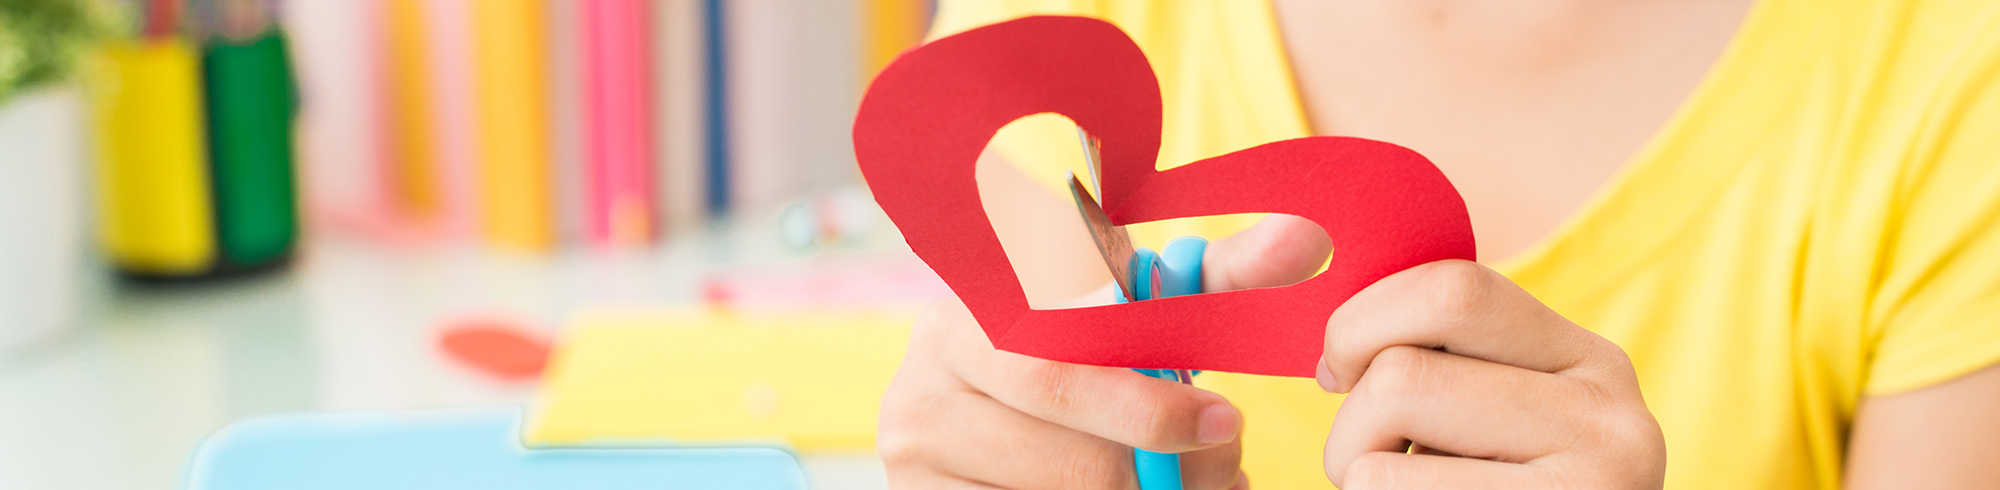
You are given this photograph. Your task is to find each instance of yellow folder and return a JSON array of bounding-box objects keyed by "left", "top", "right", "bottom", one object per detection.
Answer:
[
  {"left": 86, "top": 40, "right": 216, "bottom": 275},
  {"left": 528, "top": 310, "right": 914, "bottom": 451}
]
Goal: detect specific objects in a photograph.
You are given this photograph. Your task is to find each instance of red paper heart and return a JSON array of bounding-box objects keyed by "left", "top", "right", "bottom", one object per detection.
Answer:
[{"left": 854, "top": 16, "right": 1475, "bottom": 377}]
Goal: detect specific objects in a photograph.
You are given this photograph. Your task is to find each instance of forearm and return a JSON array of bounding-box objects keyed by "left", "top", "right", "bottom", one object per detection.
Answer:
[{"left": 1845, "top": 361, "right": 2000, "bottom": 489}]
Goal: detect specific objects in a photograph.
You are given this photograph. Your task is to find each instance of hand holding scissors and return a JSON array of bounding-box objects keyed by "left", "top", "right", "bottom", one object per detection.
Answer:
[
  {"left": 1066, "top": 131, "right": 1209, "bottom": 490},
  {"left": 876, "top": 133, "right": 1332, "bottom": 489}
]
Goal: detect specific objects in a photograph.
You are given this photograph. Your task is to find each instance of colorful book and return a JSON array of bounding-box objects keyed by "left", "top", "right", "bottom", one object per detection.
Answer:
[
  {"left": 281, "top": 0, "right": 388, "bottom": 235},
  {"left": 703, "top": 0, "right": 729, "bottom": 216},
  {"left": 863, "top": 0, "right": 930, "bottom": 78},
  {"left": 546, "top": 0, "right": 586, "bottom": 244},
  {"left": 581, "top": 0, "right": 655, "bottom": 246},
  {"left": 654, "top": 0, "right": 711, "bottom": 235},
  {"left": 421, "top": 0, "right": 478, "bottom": 239},
  {"left": 473, "top": 0, "right": 554, "bottom": 251},
  {"left": 722, "top": 0, "right": 863, "bottom": 217},
  {"left": 382, "top": 0, "right": 440, "bottom": 220}
]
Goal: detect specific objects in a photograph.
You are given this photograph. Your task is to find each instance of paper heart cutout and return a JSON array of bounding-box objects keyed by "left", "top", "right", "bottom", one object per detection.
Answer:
[{"left": 853, "top": 16, "right": 1475, "bottom": 377}]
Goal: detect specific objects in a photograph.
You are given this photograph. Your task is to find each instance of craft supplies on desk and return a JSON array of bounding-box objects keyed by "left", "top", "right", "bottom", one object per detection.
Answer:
[{"left": 85, "top": 0, "right": 303, "bottom": 278}]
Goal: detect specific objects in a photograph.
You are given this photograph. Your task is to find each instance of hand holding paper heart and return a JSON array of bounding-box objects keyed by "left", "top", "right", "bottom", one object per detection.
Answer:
[{"left": 854, "top": 16, "right": 1476, "bottom": 377}]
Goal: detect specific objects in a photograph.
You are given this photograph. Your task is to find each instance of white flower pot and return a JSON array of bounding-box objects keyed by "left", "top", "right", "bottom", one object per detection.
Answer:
[{"left": 0, "top": 86, "right": 84, "bottom": 352}]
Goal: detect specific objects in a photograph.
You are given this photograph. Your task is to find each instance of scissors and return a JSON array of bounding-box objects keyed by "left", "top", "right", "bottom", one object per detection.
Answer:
[{"left": 1067, "top": 131, "right": 1206, "bottom": 490}]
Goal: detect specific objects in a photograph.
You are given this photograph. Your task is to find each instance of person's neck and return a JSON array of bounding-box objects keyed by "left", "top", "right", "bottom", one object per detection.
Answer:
[{"left": 1270, "top": 0, "right": 1756, "bottom": 261}]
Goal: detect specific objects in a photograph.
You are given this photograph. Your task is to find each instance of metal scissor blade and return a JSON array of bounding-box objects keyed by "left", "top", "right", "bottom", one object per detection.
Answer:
[
  {"left": 1076, "top": 128, "right": 1104, "bottom": 195},
  {"left": 1067, "top": 172, "right": 1138, "bottom": 302}
]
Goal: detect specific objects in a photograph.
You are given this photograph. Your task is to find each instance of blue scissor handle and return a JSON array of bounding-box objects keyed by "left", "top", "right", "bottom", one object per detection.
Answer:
[{"left": 1116, "top": 237, "right": 1206, "bottom": 490}]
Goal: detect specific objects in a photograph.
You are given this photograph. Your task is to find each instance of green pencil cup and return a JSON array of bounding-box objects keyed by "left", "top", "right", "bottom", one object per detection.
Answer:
[{"left": 200, "top": 28, "right": 298, "bottom": 271}]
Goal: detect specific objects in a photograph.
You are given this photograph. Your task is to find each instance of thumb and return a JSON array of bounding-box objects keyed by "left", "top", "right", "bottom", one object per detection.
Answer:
[{"left": 1202, "top": 214, "right": 1332, "bottom": 292}]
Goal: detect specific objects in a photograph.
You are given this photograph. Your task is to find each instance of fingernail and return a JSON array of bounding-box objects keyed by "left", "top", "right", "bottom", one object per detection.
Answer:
[
  {"left": 1315, "top": 356, "right": 1337, "bottom": 393},
  {"left": 1197, "top": 403, "right": 1241, "bottom": 445}
]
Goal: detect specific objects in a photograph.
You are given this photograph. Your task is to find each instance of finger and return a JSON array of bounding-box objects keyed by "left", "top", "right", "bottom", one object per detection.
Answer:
[
  {"left": 1336, "top": 452, "right": 1554, "bottom": 490},
  {"left": 934, "top": 299, "right": 1243, "bottom": 453},
  {"left": 881, "top": 389, "right": 1245, "bottom": 490},
  {"left": 948, "top": 338, "right": 1243, "bottom": 453},
  {"left": 900, "top": 299, "right": 981, "bottom": 392},
  {"left": 1321, "top": 347, "right": 1598, "bottom": 482},
  {"left": 1178, "top": 433, "right": 1248, "bottom": 490},
  {"left": 1322, "top": 260, "right": 1630, "bottom": 393},
  {"left": 1203, "top": 214, "right": 1332, "bottom": 292},
  {"left": 886, "top": 389, "right": 1134, "bottom": 489},
  {"left": 890, "top": 301, "right": 1129, "bottom": 489}
]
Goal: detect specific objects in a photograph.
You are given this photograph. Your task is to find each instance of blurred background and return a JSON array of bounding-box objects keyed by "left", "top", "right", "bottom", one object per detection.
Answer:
[{"left": 0, "top": 0, "right": 945, "bottom": 488}]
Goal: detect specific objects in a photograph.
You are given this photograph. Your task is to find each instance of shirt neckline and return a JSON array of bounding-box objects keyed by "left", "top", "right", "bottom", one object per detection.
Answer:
[{"left": 1257, "top": 0, "right": 1779, "bottom": 281}]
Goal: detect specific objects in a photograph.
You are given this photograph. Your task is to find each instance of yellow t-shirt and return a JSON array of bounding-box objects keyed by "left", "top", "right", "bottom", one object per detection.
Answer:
[{"left": 930, "top": 0, "right": 2000, "bottom": 488}]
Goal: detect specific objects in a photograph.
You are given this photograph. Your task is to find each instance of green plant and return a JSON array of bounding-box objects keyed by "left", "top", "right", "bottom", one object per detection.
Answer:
[{"left": 0, "top": 0, "right": 107, "bottom": 105}]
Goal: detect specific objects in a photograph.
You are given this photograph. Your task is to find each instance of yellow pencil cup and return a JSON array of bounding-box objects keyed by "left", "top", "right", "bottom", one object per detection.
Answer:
[{"left": 86, "top": 39, "right": 217, "bottom": 277}]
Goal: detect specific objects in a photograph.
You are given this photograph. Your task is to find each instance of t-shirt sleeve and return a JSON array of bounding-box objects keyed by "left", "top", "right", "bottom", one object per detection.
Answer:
[{"left": 1862, "top": 49, "right": 2000, "bottom": 395}]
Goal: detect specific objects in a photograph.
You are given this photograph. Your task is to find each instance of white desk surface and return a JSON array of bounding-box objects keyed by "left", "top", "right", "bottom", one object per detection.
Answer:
[{"left": 0, "top": 225, "right": 897, "bottom": 490}]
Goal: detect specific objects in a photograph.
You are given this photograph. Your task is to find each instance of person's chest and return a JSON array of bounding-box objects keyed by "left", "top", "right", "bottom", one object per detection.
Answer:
[{"left": 1270, "top": 0, "right": 1754, "bottom": 261}]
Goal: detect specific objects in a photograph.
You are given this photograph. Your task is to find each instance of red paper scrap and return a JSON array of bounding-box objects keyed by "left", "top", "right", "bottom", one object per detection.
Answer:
[{"left": 439, "top": 319, "right": 552, "bottom": 382}]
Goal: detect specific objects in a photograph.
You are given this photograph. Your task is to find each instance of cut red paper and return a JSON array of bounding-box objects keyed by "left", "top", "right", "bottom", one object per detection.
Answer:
[
  {"left": 853, "top": 16, "right": 1476, "bottom": 377},
  {"left": 439, "top": 319, "right": 552, "bottom": 382}
]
